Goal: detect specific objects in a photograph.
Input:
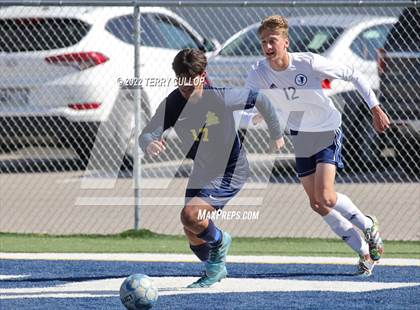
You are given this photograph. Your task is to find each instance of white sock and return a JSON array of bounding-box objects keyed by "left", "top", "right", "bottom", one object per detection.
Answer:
[
  {"left": 323, "top": 209, "right": 369, "bottom": 256},
  {"left": 334, "top": 193, "right": 373, "bottom": 231}
]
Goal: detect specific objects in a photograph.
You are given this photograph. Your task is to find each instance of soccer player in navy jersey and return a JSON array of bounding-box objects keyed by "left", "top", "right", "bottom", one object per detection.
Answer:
[
  {"left": 246, "top": 15, "right": 390, "bottom": 276},
  {"left": 139, "top": 48, "right": 284, "bottom": 287}
]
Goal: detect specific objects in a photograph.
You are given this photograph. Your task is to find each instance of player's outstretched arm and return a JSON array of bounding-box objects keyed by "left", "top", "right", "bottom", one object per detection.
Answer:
[
  {"left": 312, "top": 53, "right": 391, "bottom": 135},
  {"left": 253, "top": 92, "right": 284, "bottom": 142},
  {"left": 313, "top": 54, "right": 378, "bottom": 106},
  {"left": 223, "top": 88, "right": 284, "bottom": 141},
  {"left": 249, "top": 112, "right": 284, "bottom": 151},
  {"left": 138, "top": 99, "right": 166, "bottom": 154}
]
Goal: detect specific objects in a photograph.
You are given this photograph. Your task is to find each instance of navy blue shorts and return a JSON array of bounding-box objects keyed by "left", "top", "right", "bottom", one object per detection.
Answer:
[
  {"left": 290, "top": 128, "right": 344, "bottom": 178},
  {"left": 185, "top": 172, "right": 247, "bottom": 210}
]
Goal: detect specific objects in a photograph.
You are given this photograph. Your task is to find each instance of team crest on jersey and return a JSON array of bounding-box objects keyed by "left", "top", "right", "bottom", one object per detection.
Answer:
[
  {"left": 206, "top": 111, "right": 219, "bottom": 126},
  {"left": 295, "top": 74, "right": 307, "bottom": 86}
]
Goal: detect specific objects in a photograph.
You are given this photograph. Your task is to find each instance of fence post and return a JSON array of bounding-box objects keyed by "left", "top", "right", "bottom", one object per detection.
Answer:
[{"left": 133, "top": 3, "right": 142, "bottom": 230}]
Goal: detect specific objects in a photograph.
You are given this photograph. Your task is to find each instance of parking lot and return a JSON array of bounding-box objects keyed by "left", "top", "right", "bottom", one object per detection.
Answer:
[
  {"left": 0, "top": 147, "right": 418, "bottom": 240},
  {"left": 0, "top": 4, "right": 418, "bottom": 242}
]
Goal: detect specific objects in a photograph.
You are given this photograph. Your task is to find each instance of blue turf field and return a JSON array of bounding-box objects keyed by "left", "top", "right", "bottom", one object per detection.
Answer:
[{"left": 1, "top": 259, "right": 419, "bottom": 309}]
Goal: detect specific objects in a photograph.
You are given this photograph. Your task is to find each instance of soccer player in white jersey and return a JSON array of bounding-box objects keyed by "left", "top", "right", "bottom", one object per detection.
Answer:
[{"left": 246, "top": 15, "right": 390, "bottom": 276}]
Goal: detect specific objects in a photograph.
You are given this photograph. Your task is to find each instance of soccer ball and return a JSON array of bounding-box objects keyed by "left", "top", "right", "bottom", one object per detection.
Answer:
[{"left": 120, "top": 274, "right": 158, "bottom": 310}]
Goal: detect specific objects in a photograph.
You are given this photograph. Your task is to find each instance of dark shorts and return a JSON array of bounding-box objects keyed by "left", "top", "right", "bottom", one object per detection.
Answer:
[
  {"left": 290, "top": 128, "right": 344, "bottom": 178},
  {"left": 185, "top": 166, "right": 248, "bottom": 210}
]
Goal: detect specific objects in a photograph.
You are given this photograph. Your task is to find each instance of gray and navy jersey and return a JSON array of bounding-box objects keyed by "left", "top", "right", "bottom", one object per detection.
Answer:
[{"left": 139, "top": 86, "right": 282, "bottom": 187}]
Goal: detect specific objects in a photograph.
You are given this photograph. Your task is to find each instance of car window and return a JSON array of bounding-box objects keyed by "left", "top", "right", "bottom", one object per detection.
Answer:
[
  {"left": 289, "top": 26, "right": 344, "bottom": 54},
  {"left": 106, "top": 14, "right": 151, "bottom": 46},
  {"left": 152, "top": 14, "right": 200, "bottom": 49},
  {"left": 219, "top": 28, "right": 260, "bottom": 57},
  {"left": 0, "top": 18, "right": 90, "bottom": 52},
  {"left": 219, "top": 25, "right": 344, "bottom": 57},
  {"left": 106, "top": 13, "right": 200, "bottom": 49},
  {"left": 350, "top": 24, "right": 393, "bottom": 61},
  {"left": 384, "top": 7, "right": 420, "bottom": 52}
]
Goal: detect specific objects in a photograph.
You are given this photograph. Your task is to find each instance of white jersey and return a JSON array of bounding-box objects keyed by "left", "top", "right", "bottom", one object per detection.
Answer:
[{"left": 245, "top": 52, "right": 379, "bottom": 132}]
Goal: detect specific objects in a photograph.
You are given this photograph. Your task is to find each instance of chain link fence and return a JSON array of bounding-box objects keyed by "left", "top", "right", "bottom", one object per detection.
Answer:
[{"left": 0, "top": 1, "right": 418, "bottom": 240}]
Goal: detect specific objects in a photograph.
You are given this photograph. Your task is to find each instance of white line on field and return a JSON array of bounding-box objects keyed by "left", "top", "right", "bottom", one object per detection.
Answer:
[
  {"left": 0, "top": 275, "right": 30, "bottom": 280},
  {"left": 0, "top": 276, "right": 419, "bottom": 300},
  {"left": 0, "top": 253, "right": 418, "bottom": 266}
]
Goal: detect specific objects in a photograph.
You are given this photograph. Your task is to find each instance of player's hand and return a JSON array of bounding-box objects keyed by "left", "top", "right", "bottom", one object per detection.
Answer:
[
  {"left": 371, "top": 105, "right": 390, "bottom": 133},
  {"left": 252, "top": 113, "right": 264, "bottom": 125},
  {"left": 271, "top": 136, "right": 285, "bottom": 151},
  {"left": 146, "top": 139, "right": 166, "bottom": 156}
]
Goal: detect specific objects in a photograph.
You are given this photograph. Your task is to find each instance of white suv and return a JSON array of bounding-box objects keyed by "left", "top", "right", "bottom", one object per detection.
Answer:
[{"left": 0, "top": 6, "right": 217, "bottom": 165}]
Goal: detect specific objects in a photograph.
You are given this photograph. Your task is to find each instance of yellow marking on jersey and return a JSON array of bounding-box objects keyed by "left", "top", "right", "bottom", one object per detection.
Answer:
[{"left": 206, "top": 111, "right": 219, "bottom": 126}]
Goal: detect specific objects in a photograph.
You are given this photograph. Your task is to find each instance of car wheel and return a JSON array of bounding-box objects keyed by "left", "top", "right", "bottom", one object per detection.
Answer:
[
  {"left": 69, "top": 90, "right": 150, "bottom": 172},
  {"left": 67, "top": 121, "right": 99, "bottom": 169}
]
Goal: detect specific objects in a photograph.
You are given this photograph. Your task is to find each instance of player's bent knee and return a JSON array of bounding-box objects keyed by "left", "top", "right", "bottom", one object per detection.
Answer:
[
  {"left": 180, "top": 205, "right": 200, "bottom": 227},
  {"left": 309, "top": 203, "right": 316, "bottom": 210},
  {"left": 310, "top": 201, "right": 330, "bottom": 216},
  {"left": 315, "top": 193, "right": 336, "bottom": 208},
  {"left": 310, "top": 202, "right": 321, "bottom": 213},
  {"left": 321, "top": 197, "right": 336, "bottom": 208}
]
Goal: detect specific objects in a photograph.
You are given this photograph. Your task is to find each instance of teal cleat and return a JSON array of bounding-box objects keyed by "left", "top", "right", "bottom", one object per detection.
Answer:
[
  {"left": 187, "top": 232, "right": 232, "bottom": 288},
  {"left": 187, "top": 266, "right": 227, "bottom": 288}
]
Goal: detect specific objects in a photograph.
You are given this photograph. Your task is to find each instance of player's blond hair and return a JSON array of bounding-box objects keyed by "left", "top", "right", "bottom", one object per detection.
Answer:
[{"left": 258, "top": 15, "right": 289, "bottom": 38}]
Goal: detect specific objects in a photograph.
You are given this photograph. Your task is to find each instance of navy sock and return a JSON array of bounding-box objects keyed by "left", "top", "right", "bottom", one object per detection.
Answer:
[
  {"left": 197, "top": 219, "right": 223, "bottom": 248},
  {"left": 190, "top": 243, "right": 210, "bottom": 262}
]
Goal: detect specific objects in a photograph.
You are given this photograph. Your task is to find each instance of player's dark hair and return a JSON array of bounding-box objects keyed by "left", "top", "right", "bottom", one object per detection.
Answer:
[{"left": 172, "top": 48, "right": 207, "bottom": 77}]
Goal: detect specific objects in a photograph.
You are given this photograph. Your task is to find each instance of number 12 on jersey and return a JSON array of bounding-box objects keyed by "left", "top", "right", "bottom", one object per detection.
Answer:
[{"left": 283, "top": 87, "right": 299, "bottom": 101}]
